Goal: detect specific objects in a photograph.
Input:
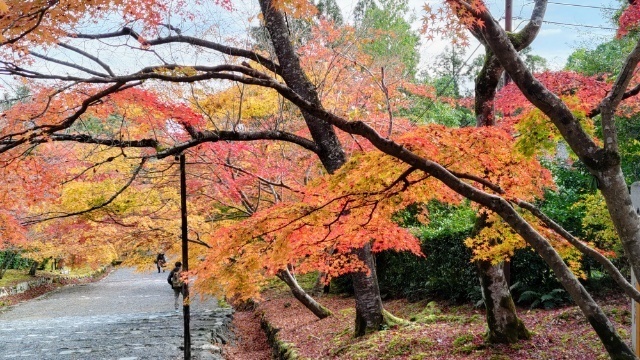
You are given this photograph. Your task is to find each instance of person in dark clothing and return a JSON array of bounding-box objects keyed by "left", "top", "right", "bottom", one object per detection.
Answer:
[
  {"left": 156, "top": 253, "right": 167, "bottom": 273},
  {"left": 167, "top": 262, "right": 184, "bottom": 311}
]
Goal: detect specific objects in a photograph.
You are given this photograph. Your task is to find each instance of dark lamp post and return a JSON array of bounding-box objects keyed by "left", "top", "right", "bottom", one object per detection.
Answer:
[{"left": 176, "top": 153, "right": 191, "bottom": 359}]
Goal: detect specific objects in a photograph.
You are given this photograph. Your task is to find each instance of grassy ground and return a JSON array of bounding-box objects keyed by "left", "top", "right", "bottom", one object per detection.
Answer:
[
  {"left": 0, "top": 267, "right": 100, "bottom": 287},
  {"left": 0, "top": 267, "right": 110, "bottom": 309},
  {"left": 225, "top": 287, "right": 631, "bottom": 360},
  {"left": 0, "top": 269, "right": 32, "bottom": 287}
]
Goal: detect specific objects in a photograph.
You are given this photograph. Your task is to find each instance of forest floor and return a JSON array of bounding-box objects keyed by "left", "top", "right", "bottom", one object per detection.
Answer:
[
  {"left": 224, "top": 287, "right": 631, "bottom": 360},
  {"left": 3, "top": 269, "right": 631, "bottom": 359}
]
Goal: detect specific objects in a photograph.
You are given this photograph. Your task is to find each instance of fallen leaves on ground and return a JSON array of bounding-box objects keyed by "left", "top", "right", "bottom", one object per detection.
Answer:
[
  {"left": 223, "top": 309, "right": 271, "bottom": 360},
  {"left": 225, "top": 289, "right": 630, "bottom": 359}
]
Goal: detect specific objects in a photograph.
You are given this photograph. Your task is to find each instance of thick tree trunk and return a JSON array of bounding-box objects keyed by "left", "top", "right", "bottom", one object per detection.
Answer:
[
  {"left": 475, "top": 53, "right": 529, "bottom": 344},
  {"left": 352, "top": 243, "right": 384, "bottom": 337},
  {"left": 599, "top": 167, "right": 640, "bottom": 283},
  {"left": 472, "top": 214, "right": 528, "bottom": 343},
  {"left": 469, "top": 12, "right": 636, "bottom": 358},
  {"left": 276, "top": 267, "right": 332, "bottom": 319},
  {"left": 259, "top": 0, "right": 386, "bottom": 335},
  {"left": 258, "top": 0, "right": 345, "bottom": 173},
  {"left": 28, "top": 261, "right": 38, "bottom": 276},
  {"left": 477, "top": 260, "right": 529, "bottom": 343},
  {"left": 493, "top": 200, "right": 635, "bottom": 359},
  {"left": 474, "top": 54, "right": 502, "bottom": 127}
]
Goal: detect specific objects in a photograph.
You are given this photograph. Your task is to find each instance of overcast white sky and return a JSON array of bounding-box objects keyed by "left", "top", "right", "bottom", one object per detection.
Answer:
[
  {"left": 117, "top": 0, "right": 622, "bottom": 74},
  {"left": 0, "top": 0, "right": 623, "bottom": 96},
  {"left": 330, "top": 0, "right": 622, "bottom": 92},
  {"left": 375, "top": 0, "right": 621, "bottom": 71}
]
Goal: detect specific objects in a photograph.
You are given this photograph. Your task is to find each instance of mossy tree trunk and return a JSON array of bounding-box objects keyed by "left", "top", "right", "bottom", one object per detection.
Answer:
[
  {"left": 473, "top": 214, "right": 529, "bottom": 343},
  {"left": 259, "top": 0, "right": 387, "bottom": 335},
  {"left": 276, "top": 267, "right": 332, "bottom": 319},
  {"left": 28, "top": 260, "right": 38, "bottom": 276},
  {"left": 353, "top": 243, "right": 384, "bottom": 337},
  {"left": 477, "top": 260, "right": 529, "bottom": 343},
  {"left": 470, "top": 5, "right": 547, "bottom": 345}
]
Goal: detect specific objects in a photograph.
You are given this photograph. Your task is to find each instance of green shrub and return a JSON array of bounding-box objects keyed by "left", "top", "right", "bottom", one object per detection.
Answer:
[
  {"left": 510, "top": 247, "right": 562, "bottom": 296},
  {"left": 329, "top": 274, "right": 354, "bottom": 295},
  {"left": 517, "top": 287, "right": 569, "bottom": 309},
  {"left": 336, "top": 166, "right": 626, "bottom": 307},
  {"left": 0, "top": 251, "right": 31, "bottom": 270},
  {"left": 376, "top": 202, "right": 481, "bottom": 303}
]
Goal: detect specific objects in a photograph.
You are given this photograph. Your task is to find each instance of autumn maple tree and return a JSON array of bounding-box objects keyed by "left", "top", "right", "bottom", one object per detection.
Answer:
[
  {"left": 2, "top": 0, "right": 640, "bottom": 358},
  {"left": 198, "top": 124, "right": 554, "bottom": 293}
]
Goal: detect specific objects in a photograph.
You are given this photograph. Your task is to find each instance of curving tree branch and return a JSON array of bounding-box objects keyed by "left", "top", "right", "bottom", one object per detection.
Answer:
[
  {"left": 57, "top": 43, "right": 116, "bottom": 76},
  {"left": 597, "top": 38, "right": 640, "bottom": 153},
  {"left": 71, "top": 27, "right": 282, "bottom": 75}
]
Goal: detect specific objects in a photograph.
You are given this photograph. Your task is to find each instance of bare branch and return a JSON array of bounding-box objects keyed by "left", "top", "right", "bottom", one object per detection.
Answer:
[
  {"left": 588, "top": 83, "right": 640, "bottom": 118},
  {"left": 49, "top": 134, "right": 158, "bottom": 148},
  {"left": 223, "top": 162, "right": 300, "bottom": 193},
  {"left": 29, "top": 51, "right": 110, "bottom": 78},
  {"left": 381, "top": 67, "right": 393, "bottom": 138},
  {"left": 71, "top": 28, "right": 282, "bottom": 75},
  {"left": 153, "top": 129, "right": 319, "bottom": 159},
  {"left": 188, "top": 232, "right": 211, "bottom": 248},
  {"left": 58, "top": 43, "right": 115, "bottom": 76},
  {"left": 0, "top": 2, "right": 54, "bottom": 46},
  {"left": 61, "top": 154, "right": 124, "bottom": 185},
  {"left": 449, "top": 170, "right": 505, "bottom": 194},
  {"left": 0, "top": 81, "right": 130, "bottom": 154}
]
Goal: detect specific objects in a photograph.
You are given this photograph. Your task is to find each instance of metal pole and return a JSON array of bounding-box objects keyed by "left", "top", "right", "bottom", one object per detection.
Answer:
[
  {"left": 179, "top": 153, "right": 191, "bottom": 359},
  {"left": 503, "top": 0, "right": 513, "bottom": 86},
  {"left": 501, "top": 0, "right": 514, "bottom": 283},
  {"left": 631, "top": 182, "right": 640, "bottom": 355},
  {"left": 505, "top": 0, "right": 512, "bottom": 32}
]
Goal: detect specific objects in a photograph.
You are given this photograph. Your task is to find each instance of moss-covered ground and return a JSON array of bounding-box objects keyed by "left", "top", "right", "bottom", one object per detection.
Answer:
[{"left": 226, "top": 287, "right": 630, "bottom": 360}]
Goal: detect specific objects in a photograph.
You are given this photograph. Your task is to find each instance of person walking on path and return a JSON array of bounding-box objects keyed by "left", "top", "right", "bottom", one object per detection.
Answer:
[
  {"left": 168, "top": 261, "right": 184, "bottom": 311},
  {"left": 156, "top": 252, "right": 167, "bottom": 273}
]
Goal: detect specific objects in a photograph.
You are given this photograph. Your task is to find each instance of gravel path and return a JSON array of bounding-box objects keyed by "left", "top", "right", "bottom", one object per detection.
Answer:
[{"left": 0, "top": 267, "right": 233, "bottom": 359}]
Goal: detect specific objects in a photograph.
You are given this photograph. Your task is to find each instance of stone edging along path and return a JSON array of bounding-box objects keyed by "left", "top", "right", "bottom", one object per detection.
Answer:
[
  {"left": 259, "top": 311, "right": 299, "bottom": 360},
  {"left": 0, "top": 266, "right": 110, "bottom": 299},
  {"left": 0, "top": 276, "right": 54, "bottom": 298}
]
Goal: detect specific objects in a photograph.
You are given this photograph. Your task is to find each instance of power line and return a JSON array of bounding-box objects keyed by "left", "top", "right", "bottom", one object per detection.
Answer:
[
  {"left": 524, "top": 1, "right": 619, "bottom": 11},
  {"left": 547, "top": 1, "right": 618, "bottom": 11},
  {"left": 513, "top": 16, "right": 617, "bottom": 30},
  {"left": 542, "top": 19, "right": 617, "bottom": 30}
]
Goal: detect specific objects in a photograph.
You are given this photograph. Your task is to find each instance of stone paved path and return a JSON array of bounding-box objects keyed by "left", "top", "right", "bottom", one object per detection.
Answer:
[{"left": 0, "top": 267, "right": 233, "bottom": 359}]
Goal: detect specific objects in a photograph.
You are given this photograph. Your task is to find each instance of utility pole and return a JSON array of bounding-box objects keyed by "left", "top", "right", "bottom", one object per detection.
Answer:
[
  {"left": 503, "top": 0, "right": 513, "bottom": 86},
  {"left": 631, "top": 182, "right": 640, "bottom": 355},
  {"left": 505, "top": 0, "right": 512, "bottom": 33},
  {"left": 502, "top": 0, "right": 513, "bottom": 285},
  {"left": 178, "top": 153, "right": 191, "bottom": 359}
]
